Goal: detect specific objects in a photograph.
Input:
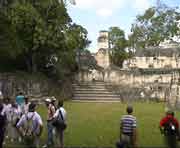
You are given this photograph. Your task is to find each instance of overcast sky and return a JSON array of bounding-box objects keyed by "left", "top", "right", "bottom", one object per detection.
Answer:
[{"left": 67, "top": 0, "right": 180, "bottom": 53}]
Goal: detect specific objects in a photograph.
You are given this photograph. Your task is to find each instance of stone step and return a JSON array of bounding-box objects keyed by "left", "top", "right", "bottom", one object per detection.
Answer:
[
  {"left": 72, "top": 82, "right": 119, "bottom": 101},
  {"left": 72, "top": 83, "right": 113, "bottom": 87},
  {"left": 73, "top": 88, "right": 109, "bottom": 91},
  {"left": 73, "top": 91, "right": 113, "bottom": 94},
  {"left": 73, "top": 86, "right": 113, "bottom": 90},
  {"left": 72, "top": 96, "right": 121, "bottom": 100},
  {"left": 73, "top": 93, "right": 119, "bottom": 97},
  {"left": 72, "top": 82, "right": 108, "bottom": 85},
  {"left": 72, "top": 100, "right": 122, "bottom": 102},
  {"left": 73, "top": 85, "right": 108, "bottom": 89},
  {"left": 73, "top": 94, "right": 120, "bottom": 98}
]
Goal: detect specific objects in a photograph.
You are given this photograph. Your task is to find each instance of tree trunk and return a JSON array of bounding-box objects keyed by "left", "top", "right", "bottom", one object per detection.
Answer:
[
  {"left": 31, "top": 52, "right": 37, "bottom": 73},
  {"left": 25, "top": 55, "right": 32, "bottom": 73},
  {"left": 25, "top": 50, "right": 37, "bottom": 73}
]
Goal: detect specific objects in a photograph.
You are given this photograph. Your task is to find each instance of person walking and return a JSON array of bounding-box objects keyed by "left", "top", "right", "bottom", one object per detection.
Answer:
[
  {"left": 159, "top": 110, "right": 179, "bottom": 148},
  {"left": 16, "top": 102, "right": 43, "bottom": 148},
  {"left": 53, "top": 101, "right": 67, "bottom": 148},
  {"left": 117, "top": 105, "right": 137, "bottom": 148}
]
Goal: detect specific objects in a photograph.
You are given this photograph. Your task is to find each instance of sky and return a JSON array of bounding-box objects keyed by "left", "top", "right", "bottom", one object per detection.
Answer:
[{"left": 67, "top": 0, "right": 180, "bottom": 53}]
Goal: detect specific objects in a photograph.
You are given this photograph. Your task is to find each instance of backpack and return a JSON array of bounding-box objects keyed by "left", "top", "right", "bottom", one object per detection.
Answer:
[
  {"left": 164, "top": 117, "right": 178, "bottom": 135},
  {"left": 52, "top": 109, "right": 67, "bottom": 130},
  {"left": 23, "top": 113, "right": 35, "bottom": 140}
]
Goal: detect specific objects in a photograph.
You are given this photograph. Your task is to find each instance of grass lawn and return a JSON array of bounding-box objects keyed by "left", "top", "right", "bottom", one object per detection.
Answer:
[{"left": 5, "top": 101, "right": 180, "bottom": 147}]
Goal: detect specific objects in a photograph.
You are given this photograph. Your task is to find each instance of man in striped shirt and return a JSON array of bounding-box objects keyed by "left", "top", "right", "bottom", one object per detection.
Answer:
[{"left": 119, "top": 106, "right": 137, "bottom": 148}]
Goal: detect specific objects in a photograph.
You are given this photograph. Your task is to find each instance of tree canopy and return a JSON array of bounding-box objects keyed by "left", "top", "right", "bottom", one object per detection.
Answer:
[
  {"left": 0, "top": 0, "right": 90, "bottom": 77},
  {"left": 129, "top": 3, "right": 180, "bottom": 49},
  {"left": 108, "top": 27, "right": 129, "bottom": 67}
]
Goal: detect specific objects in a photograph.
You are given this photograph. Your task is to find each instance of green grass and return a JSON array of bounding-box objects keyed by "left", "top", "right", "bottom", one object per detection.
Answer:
[{"left": 5, "top": 101, "right": 180, "bottom": 147}]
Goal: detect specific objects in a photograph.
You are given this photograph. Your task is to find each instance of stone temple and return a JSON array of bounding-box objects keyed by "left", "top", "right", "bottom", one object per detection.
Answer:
[
  {"left": 94, "top": 31, "right": 110, "bottom": 69},
  {"left": 74, "top": 29, "right": 180, "bottom": 109}
]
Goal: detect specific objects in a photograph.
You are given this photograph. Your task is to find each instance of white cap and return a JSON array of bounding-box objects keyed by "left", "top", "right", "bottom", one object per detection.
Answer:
[
  {"left": 51, "top": 96, "right": 56, "bottom": 101},
  {"left": 45, "top": 98, "right": 51, "bottom": 102}
]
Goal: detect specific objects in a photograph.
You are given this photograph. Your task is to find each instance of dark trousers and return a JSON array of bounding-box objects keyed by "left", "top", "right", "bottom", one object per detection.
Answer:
[
  {"left": 116, "top": 134, "right": 133, "bottom": 148},
  {"left": 0, "top": 130, "right": 5, "bottom": 148},
  {"left": 165, "top": 135, "right": 177, "bottom": 148}
]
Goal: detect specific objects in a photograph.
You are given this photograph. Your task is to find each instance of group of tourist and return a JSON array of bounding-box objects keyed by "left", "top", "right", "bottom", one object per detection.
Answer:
[
  {"left": 1, "top": 92, "right": 180, "bottom": 148},
  {"left": 0, "top": 92, "right": 67, "bottom": 148},
  {"left": 117, "top": 105, "right": 180, "bottom": 148}
]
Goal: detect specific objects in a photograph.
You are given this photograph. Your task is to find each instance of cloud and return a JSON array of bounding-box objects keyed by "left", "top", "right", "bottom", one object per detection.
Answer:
[
  {"left": 74, "top": 0, "right": 125, "bottom": 17},
  {"left": 96, "top": 8, "right": 113, "bottom": 17},
  {"left": 132, "top": 0, "right": 151, "bottom": 12},
  {"left": 74, "top": 0, "right": 153, "bottom": 17}
]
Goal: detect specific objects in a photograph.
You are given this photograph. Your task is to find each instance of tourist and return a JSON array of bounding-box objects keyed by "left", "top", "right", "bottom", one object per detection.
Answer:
[
  {"left": 16, "top": 92, "right": 25, "bottom": 112},
  {"left": 8, "top": 102, "right": 21, "bottom": 142},
  {"left": 53, "top": 101, "right": 67, "bottom": 148},
  {"left": 16, "top": 102, "right": 43, "bottom": 148},
  {"left": 2, "top": 98, "right": 11, "bottom": 140},
  {"left": 23, "top": 97, "right": 30, "bottom": 114},
  {"left": 0, "top": 103, "right": 7, "bottom": 148},
  {"left": 159, "top": 110, "right": 179, "bottom": 148},
  {"left": 2, "top": 98, "right": 11, "bottom": 116},
  {"left": 0, "top": 91, "right": 3, "bottom": 100},
  {"left": 117, "top": 105, "right": 137, "bottom": 148},
  {"left": 43, "top": 98, "right": 56, "bottom": 147},
  {"left": 51, "top": 96, "right": 57, "bottom": 110}
]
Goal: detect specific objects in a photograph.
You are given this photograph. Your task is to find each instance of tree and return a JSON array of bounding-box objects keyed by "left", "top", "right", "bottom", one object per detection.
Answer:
[
  {"left": 129, "top": 3, "right": 180, "bottom": 49},
  {"left": 64, "top": 23, "right": 91, "bottom": 70},
  {"left": 108, "top": 27, "right": 128, "bottom": 67},
  {"left": 0, "top": 0, "right": 90, "bottom": 76}
]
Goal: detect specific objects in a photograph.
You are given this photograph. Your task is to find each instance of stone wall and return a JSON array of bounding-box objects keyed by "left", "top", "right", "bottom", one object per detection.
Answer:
[
  {"left": 0, "top": 73, "right": 49, "bottom": 99},
  {"left": 75, "top": 69, "right": 172, "bottom": 85},
  {"left": 75, "top": 69, "right": 177, "bottom": 101},
  {"left": 0, "top": 73, "right": 73, "bottom": 100},
  {"left": 124, "top": 56, "right": 180, "bottom": 69}
]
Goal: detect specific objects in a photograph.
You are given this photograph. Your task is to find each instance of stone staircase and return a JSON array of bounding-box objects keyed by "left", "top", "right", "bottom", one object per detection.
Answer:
[{"left": 72, "top": 81, "right": 121, "bottom": 101}]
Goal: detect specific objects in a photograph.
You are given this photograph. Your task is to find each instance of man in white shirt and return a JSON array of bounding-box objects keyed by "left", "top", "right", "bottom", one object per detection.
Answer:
[{"left": 17, "top": 102, "right": 43, "bottom": 148}]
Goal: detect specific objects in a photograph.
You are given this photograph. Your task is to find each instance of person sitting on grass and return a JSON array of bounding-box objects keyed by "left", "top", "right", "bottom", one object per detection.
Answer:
[{"left": 16, "top": 102, "right": 43, "bottom": 148}]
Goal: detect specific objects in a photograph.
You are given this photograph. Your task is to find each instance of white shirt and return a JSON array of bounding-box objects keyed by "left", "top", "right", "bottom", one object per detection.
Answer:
[
  {"left": 23, "top": 102, "right": 30, "bottom": 114},
  {"left": 2, "top": 103, "right": 11, "bottom": 117},
  {"left": 54, "top": 107, "right": 67, "bottom": 122},
  {"left": 9, "top": 107, "right": 21, "bottom": 124},
  {"left": 0, "top": 91, "right": 3, "bottom": 99},
  {"left": 17, "top": 111, "right": 43, "bottom": 134}
]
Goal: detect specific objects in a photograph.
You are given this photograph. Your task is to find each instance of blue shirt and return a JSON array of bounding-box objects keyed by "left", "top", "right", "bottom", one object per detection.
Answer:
[{"left": 16, "top": 95, "right": 25, "bottom": 106}]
